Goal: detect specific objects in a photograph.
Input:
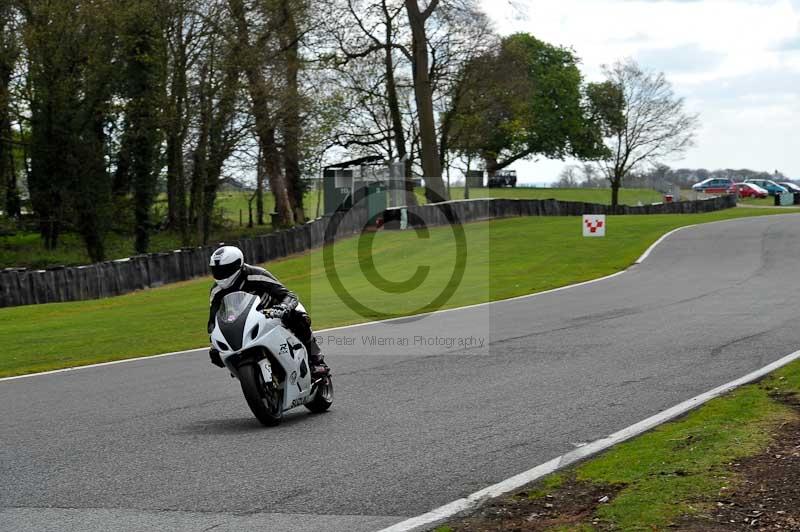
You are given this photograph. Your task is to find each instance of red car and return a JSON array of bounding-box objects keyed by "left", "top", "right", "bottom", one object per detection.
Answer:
[{"left": 735, "top": 182, "right": 768, "bottom": 199}]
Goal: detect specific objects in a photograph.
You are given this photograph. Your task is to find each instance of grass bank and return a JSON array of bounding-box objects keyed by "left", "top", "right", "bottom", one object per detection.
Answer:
[
  {"left": 1, "top": 187, "right": 656, "bottom": 269},
  {"left": 436, "top": 358, "right": 800, "bottom": 531},
  {"left": 0, "top": 207, "right": 797, "bottom": 377}
]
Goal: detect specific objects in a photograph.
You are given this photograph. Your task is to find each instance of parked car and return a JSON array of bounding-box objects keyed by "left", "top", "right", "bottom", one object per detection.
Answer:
[
  {"left": 487, "top": 170, "right": 517, "bottom": 188},
  {"left": 779, "top": 182, "right": 800, "bottom": 194},
  {"left": 692, "top": 178, "right": 737, "bottom": 194},
  {"left": 744, "top": 179, "right": 787, "bottom": 196},
  {"left": 734, "top": 182, "right": 769, "bottom": 199}
]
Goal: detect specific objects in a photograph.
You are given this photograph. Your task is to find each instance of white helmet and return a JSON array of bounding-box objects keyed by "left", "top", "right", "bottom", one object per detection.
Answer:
[{"left": 209, "top": 246, "right": 244, "bottom": 289}]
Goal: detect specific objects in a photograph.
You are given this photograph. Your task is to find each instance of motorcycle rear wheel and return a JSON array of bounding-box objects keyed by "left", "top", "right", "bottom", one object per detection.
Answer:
[
  {"left": 305, "top": 375, "right": 334, "bottom": 413},
  {"left": 240, "top": 363, "right": 283, "bottom": 426}
]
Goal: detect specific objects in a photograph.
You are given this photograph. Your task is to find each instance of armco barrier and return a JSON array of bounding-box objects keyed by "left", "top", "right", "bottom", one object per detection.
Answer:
[{"left": 0, "top": 196, "right": 736, "bottom": 308}]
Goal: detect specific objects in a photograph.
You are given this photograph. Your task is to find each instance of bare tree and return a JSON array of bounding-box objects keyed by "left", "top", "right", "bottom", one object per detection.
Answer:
[
  {"left": 328, "top": 0, "right": 419, "bottom": 205},
  {"left": 598, "top": 59, "right": 699, "bottom": 208},
  {"left": 162, "top": 0, "right": 207, "bottom": 238},
  {"left": 555, "top": 165, "right": 580, "bottom": 188}
]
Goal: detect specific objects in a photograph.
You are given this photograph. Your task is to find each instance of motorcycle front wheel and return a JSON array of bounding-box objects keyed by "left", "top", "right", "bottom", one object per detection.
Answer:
[{"left": 240, "top": 363, "right": 283, "bottom": 426}]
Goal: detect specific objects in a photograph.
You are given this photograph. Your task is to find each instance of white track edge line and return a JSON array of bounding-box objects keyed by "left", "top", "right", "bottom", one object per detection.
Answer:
[
  {"left": 4, "top": 213, "right": 794, "bottom": 383},
  {"left": 634, "top": 225, "right": 695, "bottom": 264},
  {"left": 379, "top": 348, "right": 800, "bottom": 532}
]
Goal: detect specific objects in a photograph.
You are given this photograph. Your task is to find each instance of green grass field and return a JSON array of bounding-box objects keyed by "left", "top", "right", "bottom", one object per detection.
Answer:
[
  {"left": 214, "top": 188, "right": 323, "bottom": 223},
  {"left": 1, "top": 206, "right": 798, "bottom": 377}
]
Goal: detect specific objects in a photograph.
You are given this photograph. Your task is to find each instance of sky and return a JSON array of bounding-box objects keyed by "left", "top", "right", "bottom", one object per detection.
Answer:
[{"left": 478, "top": 0, "right": 800, "bottom": 184}]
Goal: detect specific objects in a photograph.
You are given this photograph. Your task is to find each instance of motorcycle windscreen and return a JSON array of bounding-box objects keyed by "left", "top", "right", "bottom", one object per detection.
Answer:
[
  {"left": 217, "top": 292, "right": 257, "bottom": 351},
  {"left": 218, "top": 292, "right": 256, "bottom": 323}
]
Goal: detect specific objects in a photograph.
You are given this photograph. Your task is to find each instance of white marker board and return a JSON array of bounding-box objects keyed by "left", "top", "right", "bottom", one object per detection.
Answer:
[{"left": 583, "top": 215, "right": 606, "bottom": 237}]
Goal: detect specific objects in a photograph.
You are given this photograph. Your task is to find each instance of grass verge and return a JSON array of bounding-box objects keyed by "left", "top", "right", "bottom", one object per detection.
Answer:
[
  {"left": 0, "top": 207, "right": 798, "bottom": 377},
  {"left": 436, "top": 358, "right": 800, "bottom": 531},
  {"left": 1, "top": 188, "right": 660, "bottom": 269}
]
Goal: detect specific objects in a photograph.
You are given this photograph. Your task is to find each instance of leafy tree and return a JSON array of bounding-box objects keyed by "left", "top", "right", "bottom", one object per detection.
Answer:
[
  {"left": 0, "top": 0, "right": 20, "bottom": 218},
  {"left": 448, "top": 33, "right": 609, "bottom": 178},
  {"left": 22, "top": 0, "right": 116, "bottom": 260},
  {"left": 118, "top": 0, "right": 166, "bottom": 254}
]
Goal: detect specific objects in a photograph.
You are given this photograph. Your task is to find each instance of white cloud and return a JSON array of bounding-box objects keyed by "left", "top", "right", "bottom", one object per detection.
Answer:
[{"left": 478, "top": 0, "right": 800, "bottom": 180}]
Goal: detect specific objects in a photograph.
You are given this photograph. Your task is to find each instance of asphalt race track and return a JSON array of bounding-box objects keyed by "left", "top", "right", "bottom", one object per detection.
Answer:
[{"left": 4, "top": 214, "right": 800, "bottom": 532}]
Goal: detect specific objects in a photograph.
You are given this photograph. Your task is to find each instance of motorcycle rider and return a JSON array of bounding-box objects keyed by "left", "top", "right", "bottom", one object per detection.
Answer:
[{"left": 207, "top": 245, "right": 329, "bottom": 378}]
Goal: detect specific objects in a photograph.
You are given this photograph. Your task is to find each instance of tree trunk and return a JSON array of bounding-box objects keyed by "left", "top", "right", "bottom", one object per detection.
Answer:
[
  {"left": 0, "top": 112, "right": 19, "bottom": 218},
  {"left": 202, "top": 167, "right": 221, "bottom": 244},
  {"left": 166, "top": 130, "right": 187, "bottom": 240},
  {"left": 248, "top": 192, "right": 255, "bottom": 227},
  {"left": 131, "top": 117, "right": 159, "bottom": 254},
  {"left": 29, "top": 86, "right": 65, "bottom": 250},
  {"left": 382, "top": 4, "right": 416, "bottom": 207},
  {"left": 281, "top": 0, "right": 306, "bottom": 224},
  {"left": 0, "top": 9, "right": 19, "bottom": 218},
  {"left": 190, "top": 147, "right": 207, "bottom": 238},
  {"left": 263, "top": 128, "right": 293, "bottom": 228},
  {"left": 228, "top": 0, "right": 294, "bottom": 227},
  {"left": 610, "top": 175, "right": 621, "bottom": 210},
  {"left": 404, "top": 0, "right": 446, "bottom": 203},
  {"left": 484, "top": 154, "right": 499, "bottom": 177},
  {"left": 125, "top": 6, "right": 163, "bottom": 254},
  {"left": 113, "top": 131, "right": 132, "bottom": 197},
  {"left": 190, "top": 61, "right": 211, "bottom": 239},
  {"left": 464, "top": 157, "right": 471, "bottom": 200},
  {"left": 75, "top": 111, "right": 109, "bottom": 262},
  {"left": 256, "top": 147, "right": 265, "bottom": 225},
  {"left": 165, "top": 35, "right": 188, "bottom": 237}
]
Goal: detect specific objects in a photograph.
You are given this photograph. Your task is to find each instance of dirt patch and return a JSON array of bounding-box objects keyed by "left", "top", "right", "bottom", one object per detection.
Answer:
[
  {"left": 443, "top": 477, "right": 622, "bottom": 531},
  {"left": 678, "top": 393, "right": 800, "bottom": 531}
]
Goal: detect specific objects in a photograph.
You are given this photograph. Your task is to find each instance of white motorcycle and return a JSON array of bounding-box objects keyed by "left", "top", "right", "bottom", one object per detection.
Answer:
[{"left": 210, "top": 291, "right": 333, "bottom": 426}]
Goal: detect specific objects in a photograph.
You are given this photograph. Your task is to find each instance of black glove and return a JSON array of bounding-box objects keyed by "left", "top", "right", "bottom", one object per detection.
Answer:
[
  {"left": 265, "top": 305, "right": 288, "bottom": 320},
  {"left": 209, "top": 348, "right": 224, "bottom": 368}
]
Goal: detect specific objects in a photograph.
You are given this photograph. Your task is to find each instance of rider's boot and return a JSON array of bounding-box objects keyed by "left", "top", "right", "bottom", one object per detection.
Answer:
[{"left": 305, "top": 335, "right": 330, "bottom": 379}]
